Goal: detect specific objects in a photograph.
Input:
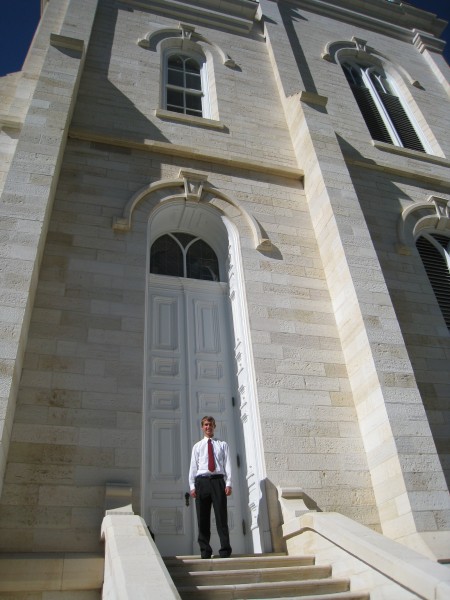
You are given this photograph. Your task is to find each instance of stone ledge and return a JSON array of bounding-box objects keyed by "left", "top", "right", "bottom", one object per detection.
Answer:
[
  {"left": 0, "top": 114, "right": 23, "bottom": 130},
  {"left": 120, "top": 0, "right": 257, "bottom": 34},
  {"left": 69, "top": 127, "right": 304, "bottom": 181},
  {"left": 372, "top": 140, "right": 449, "bottom": 167},
  {"left": 155, "top": 108, "right": 227, "bottom": 131},
  {"left": 0, "top": 553, "right": 104, "bottom": 592}
]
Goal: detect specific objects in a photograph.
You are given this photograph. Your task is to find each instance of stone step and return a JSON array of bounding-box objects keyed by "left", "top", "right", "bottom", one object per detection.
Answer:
[
  {"left": 170, "top": 564, "right": 332, "bottom": 586},
  {"left": 164, "top": 554, "right": 370, "bottom": 600},
  {"left": 262, "top": 595, "right": 369, "bottom": 600},
  {"left": 164, "top": 554, "right": 316, "bottom": 572},
  {"left": 176, "top": 577, "right": 352, "bottom": 599}
]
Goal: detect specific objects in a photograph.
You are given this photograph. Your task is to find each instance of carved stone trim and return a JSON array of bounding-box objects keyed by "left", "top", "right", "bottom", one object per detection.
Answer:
[
  {"left": 397, "top": 195, "right": 450, "bottom": 254},
  {"left": 50, "top": 33, "right": 84, "bottom": 55},
  {"left": 413, "top": 30, "right": 446, "bottom": 54},
  {"left": 112, "top": 170, "right": 273, "bottom": 251},
  {"left": 138, "top": 23, "right": 237, "bottom": 67}
]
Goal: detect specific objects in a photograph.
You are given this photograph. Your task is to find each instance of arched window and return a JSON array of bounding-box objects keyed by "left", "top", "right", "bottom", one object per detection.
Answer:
[
  {"left": 416, "top": 232, "right": 450, "bottom": 329},
  {"left": 165, "top": 53, "right": 206, "bottom": 118},
  {"left": 150, "top": 233, "right": 220, "bottom": 281},
  {"left": 341, "top": 61, "right": 426, "bottom": 152}
]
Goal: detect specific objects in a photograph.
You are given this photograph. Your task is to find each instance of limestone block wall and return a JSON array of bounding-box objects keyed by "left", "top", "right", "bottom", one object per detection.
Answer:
[
  {"left": 0, "top": 0, "right": 448, "bottom": 559},
  {"left": 349, "top": 167, "right": 450, "bottom": 486},
  {"left": 70, "top": 0, "right": 297, "bottom": 169},
  {"left": 259, "top": 0, "right": 449, "bottom": 559},
  {"left": 0, "top": 130, "right": 378, "bottom": 551},
  {"left": 272, "top": 1, "right": 450, "bottom": 489}
]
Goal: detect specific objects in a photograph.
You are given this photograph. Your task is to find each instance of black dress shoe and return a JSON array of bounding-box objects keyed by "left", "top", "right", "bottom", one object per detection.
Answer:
[
  {"left": 201, "top": 554, "right": 212, "bottom": 559},
  {"left": 219, "top": 553, "right": 231, "bottom": 558}
]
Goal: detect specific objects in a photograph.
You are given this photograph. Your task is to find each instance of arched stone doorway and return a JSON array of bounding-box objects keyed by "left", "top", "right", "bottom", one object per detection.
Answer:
[{"left": 138, "top": 196, "right": 269, "bottom": 556}]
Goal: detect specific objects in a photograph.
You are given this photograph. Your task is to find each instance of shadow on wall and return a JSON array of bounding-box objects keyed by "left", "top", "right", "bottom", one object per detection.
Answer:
[
  {"left": 336, "top": 134, "right": 450, "bottom": 490},
  {"left": 278, "top": 4, "right": 318, "bottom": 96},
  {"left": 70, "top": 1, "right": 170, "bottom": 149}
]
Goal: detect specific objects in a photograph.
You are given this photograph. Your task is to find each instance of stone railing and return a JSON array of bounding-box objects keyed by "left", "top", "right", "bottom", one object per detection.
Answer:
[
  {"left": 278, "top": 487, "right": 450, "bottom": 600},
  {"left": 101, "top": 484, "right": 180, "bottom": 600}
]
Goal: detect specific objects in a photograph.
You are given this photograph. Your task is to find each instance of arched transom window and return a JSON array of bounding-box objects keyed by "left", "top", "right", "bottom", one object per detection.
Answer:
[
  {"left": 341, "top": 61, "right": 426, "bottom": 152},
  {"left": 165, "top": 53, "right": 205, "bottom": 117},
  {"left": 150, "top": 233, "right": 220, "bottom": 281},
  {"left": 416, "top": 232, "right": 450, "bottom": 330}
]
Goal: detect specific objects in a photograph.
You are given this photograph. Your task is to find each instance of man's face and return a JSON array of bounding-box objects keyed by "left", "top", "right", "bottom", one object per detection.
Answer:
[{"left": 202, "top": 419, "right": 216, "bottom": 438}]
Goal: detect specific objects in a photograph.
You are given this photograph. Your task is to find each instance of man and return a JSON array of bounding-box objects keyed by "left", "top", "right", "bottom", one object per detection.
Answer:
[{"left": 189, "top": 416, "right": 232, "bottom": 559}]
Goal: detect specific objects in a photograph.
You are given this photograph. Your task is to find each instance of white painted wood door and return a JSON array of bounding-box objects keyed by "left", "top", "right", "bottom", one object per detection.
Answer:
[{"left": 144, "top": 275, "right": 247, "bottom": 557}]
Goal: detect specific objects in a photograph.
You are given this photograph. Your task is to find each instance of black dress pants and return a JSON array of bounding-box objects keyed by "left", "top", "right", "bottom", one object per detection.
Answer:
[{"left": 195, "top": 476, "right": 232, "bottom": 558}]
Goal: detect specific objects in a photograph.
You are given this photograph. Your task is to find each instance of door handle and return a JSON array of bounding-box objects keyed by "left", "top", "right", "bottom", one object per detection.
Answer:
[{"left": 185, "top": 492, "right": 190, "bottom": 507}]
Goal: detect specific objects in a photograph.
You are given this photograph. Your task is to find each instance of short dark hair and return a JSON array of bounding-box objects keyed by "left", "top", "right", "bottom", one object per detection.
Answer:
[{"left": 201, "top": 416, "right": 216, "bottom": 427}]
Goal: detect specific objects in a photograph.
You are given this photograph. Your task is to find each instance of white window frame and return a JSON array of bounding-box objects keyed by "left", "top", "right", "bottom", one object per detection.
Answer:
[
  {"left": 162, "top": 48, "right": 210, "bottom": 119},
  {"left": 341, "top": 59, "right": 431, "bottom": 153}
]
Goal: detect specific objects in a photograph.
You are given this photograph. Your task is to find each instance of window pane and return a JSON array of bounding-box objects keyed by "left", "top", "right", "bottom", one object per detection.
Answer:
[
  {"left": 168, "top": 68, "right": 184, "bottom": 87},
  {"left": 173, "top": 233, "right": 195, "bottom": 247},
  {"left": 186, "top": 73, "right": 202, "bottom": 90},
  {"left": 168, "top": 55, "right": 184, "bottom": 68},
  {"left": 343, "top": 63, "right": 364, "bottom": 87},
  {"left": 186, "top": 93, "right": 202, "bottom": 111},
  {"left": 167, "top": 89, "right": 184, "bottom": 108},
  {"left": 150, "top": 235, "right": 183, "bottom": 277},
  {"left": 185, "top": 58, "right": 200, "bottom": 73},
  {"left": 187, "top": 240, "right": 220, "bottom": 281}
]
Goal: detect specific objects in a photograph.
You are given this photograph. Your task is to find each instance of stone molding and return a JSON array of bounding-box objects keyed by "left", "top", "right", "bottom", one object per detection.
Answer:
[
  {"left": 322, "top": 37, "right": 421, "bottom": 87},
  {"left": 154, "top": 108, "right": 227, "bottom": 130},
  {"left": 413, "top": 30, "right": 447, "bottom": 54},
  {"left": 68, "top": 128, "right": 304, "bottom": 181},
  {"left": 279, "top": 0, "right": 446, "bottom": 41},
  {"left": 372, "top": 140, "right": 449, "bottom": 164},
  {"left": 138, "top": 22, "right": 237, "bottom": 68},
  {"left": 112, "top": 168, "right": 272, "bottom": 251},
  {"left": 120, "top": 0, "right": 257, "bottom": 34},
  {"left": 397, "top": 194, "right": 450, "bottom": 253},
  {"left": 49, "top": 33, "right": 84, "bottom": 55}
]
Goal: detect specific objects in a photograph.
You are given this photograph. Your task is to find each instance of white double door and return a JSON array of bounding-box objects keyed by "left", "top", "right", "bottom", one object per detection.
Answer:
[{"left": 143, "top": 275, "right": 247, "bottom": 557}]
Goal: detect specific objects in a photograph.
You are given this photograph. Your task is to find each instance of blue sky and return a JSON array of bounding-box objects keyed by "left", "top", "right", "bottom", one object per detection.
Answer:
[{"left": 0, "top": 0, "right": 448, "bottom": 77}]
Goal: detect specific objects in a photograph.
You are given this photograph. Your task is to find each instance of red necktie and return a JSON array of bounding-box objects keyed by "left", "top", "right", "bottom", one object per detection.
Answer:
[{"left": 208, "top": 439, "right": 215, "bottom": 472}]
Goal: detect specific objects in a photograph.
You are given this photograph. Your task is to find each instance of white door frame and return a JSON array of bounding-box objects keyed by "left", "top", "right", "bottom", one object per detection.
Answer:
[{"left": 141, "top": 200, "right": 271, "bottom": 554}]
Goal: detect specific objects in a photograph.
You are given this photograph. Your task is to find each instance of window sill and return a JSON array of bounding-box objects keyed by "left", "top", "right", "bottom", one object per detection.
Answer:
[
  {"left": 155, "top": 109, "right": 227, "bottom": 131},
  {"left": 372, "top": 141, "right": 449, "bottom": 167}
]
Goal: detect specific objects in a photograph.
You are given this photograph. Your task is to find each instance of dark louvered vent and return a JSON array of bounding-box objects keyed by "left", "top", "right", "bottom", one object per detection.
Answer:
[
  {"left": 350, "top": 84, "right": 393, "bottom": 144},
  {"left": 379, "top": 92, "right": 425, "bottom": 152},
  {"left": 416, "top": 234, "right": 450, "bottom": 330}
]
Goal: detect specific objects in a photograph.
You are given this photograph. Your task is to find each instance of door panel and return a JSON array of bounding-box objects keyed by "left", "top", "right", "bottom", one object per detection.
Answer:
[{"left": 144, "top": 277, "right": 246, "bottom": 556}]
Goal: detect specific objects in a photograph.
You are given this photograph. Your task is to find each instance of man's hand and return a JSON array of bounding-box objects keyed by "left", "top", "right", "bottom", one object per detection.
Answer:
[
  {"left": 225, "top": 486, "right": 232, "bottom": 496},
  {"left": 190, "top": 489, "right": 197, "bottom": 498}
]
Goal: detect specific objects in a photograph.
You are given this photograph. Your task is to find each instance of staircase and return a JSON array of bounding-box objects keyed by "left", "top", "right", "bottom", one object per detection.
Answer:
[{"left": 164, "top": 554, "right": 370, "bottom": 599}]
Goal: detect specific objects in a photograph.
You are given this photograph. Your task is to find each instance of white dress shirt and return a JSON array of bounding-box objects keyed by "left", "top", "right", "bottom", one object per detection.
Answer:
[{"left": 189, "top": 437, "right": 232, "bottom": 489}]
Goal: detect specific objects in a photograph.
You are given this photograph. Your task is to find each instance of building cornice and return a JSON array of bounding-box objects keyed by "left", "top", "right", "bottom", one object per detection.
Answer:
[
  {"left": 119, "top": 0, "right": 259, "bottom": 34},
  {"left": 272, "top": 0, "right": 447, "bottom": 46}
]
